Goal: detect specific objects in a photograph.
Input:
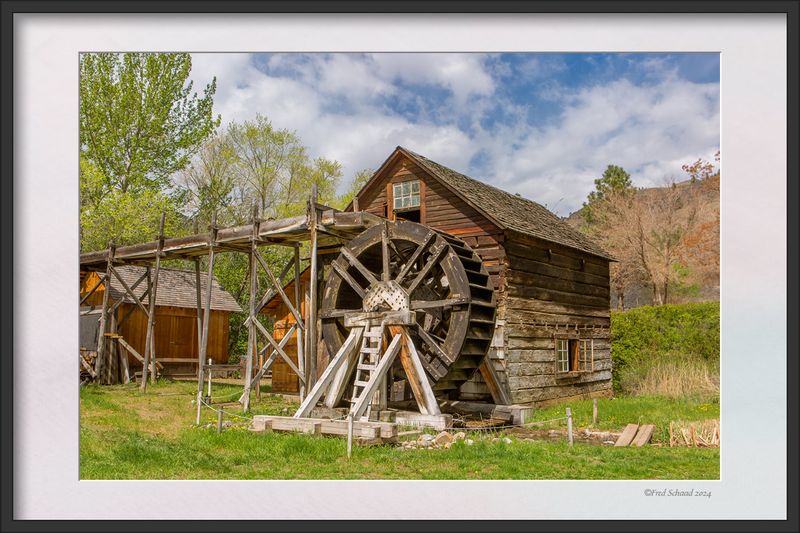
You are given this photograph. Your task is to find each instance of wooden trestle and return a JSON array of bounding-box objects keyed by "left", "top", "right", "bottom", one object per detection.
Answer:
[{"left": 79, "top": 199, "right": 383, "bottom": 410}]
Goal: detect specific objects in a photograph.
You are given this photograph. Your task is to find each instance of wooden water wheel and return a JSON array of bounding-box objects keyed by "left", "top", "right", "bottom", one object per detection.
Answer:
[{"left": 320, "top": 220, "right": 496, "bottom": 399}]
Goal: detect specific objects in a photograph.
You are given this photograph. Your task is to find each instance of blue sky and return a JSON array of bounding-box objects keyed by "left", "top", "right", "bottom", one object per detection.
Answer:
[{"left": 189, "top": 52, "right": 719, "bottom": 216}]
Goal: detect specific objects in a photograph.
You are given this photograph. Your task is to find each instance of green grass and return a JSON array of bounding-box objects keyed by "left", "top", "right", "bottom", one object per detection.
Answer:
[
  {"left": 80, "top": 380, "right": 719, "bottom": 480},
  {"left": 528, "top": 395, "right": 719, "bottom": 443}
]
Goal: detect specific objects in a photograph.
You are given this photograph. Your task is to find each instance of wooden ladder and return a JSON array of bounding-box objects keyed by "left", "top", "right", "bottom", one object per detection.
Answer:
[{"left": 350, "top": 323, "right": 384, "bottom": 421}]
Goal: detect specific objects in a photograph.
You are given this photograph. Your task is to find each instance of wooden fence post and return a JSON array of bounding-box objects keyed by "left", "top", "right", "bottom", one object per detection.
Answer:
[
  {"left": 592, "top": 399, "right": 598, "bottom": 426},
  {"left": 566, "top": 407, "right": 574, "bottom": 447},
  {"left": 347, "top": 413, "right": 354, "bottom": 459},
  {"left": 217, "top": 406, "right": 224, "bottom": 434}
]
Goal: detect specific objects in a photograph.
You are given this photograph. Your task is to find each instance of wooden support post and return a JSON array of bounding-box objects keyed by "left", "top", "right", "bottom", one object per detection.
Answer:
[
  {"left": 295, "top": 327, "right": 363, "bottom": 418},
  {"left": 389, "top": 326, "right": 440, "bottom": 415},
  {"left": 197, "top": 212, "right": 217, "bottom": 418},
  {"left": 243, "top": 205, "right": 259, "bottom": 412},
  {"left": 307, "top": 184, "right": 319, "bottom": 389},
  {"left": 566, "top": 407, "right": 573, "bottom": 447},
  {"left": 94, "top": 243, "right": 114, "bottom": 383},
  {"left": 592, "top": 398, "right": 598, "bottom": 426},
  {"left": 479, "top": 359, "right": 512, "bottom": 406},
  {"left": 141, "top": 213, "right": 165, "bottom": 391},
  {"left": 217, "top": 406, "right": 224, "bottom": 434},
  {"left": 194, "top": 218, "right": 203, "bottom": 381},
  {"left": 207, "top": 358, "right": 213, "bottom": 400},
  {"left": 347, "top": 413, "right": 353, "bottom": 459},
  {"left": 294, "top": 244, "right": 306, "bottom": 401}
]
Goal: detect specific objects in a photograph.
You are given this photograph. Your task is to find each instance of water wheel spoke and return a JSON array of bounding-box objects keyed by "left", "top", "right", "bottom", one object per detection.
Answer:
[
  {"left": 405, "top": 244, "right": 448, "bottom": 295},
  {"left": 387, "top": 238, "right": 409, "bottom": 266},
  {"left": 410, "top": 298, "right": 466, "bottom": 310},
  {"left": 340, "top": 247, "right": 379, "bottom": 286},
  {"left": 416, "top": 323, "right": 450, "bottom": 364},
  {"left": 381, "top": 222, "right": 391, "bottom": 281},
  {"left": 331, "top": 261, "right": 366, "bottom": 298},
  {"left": 395, "top": 231, "right": 436, "bottom": 284}
]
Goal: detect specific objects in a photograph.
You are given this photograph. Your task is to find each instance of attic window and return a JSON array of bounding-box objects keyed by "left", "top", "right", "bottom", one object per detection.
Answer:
[{"left": 393, "top": 180, "right": 420, "bottom": 210}]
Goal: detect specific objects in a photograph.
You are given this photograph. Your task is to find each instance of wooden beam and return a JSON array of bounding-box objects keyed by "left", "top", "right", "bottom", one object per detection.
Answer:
[
  {"left": 243, "top": 206, "right": 259, "bottom": 412},
  {"left": 331, "top": 261, "right": 365, "bottom": 299},
  {"left": 93, "top": 244, "right": 114, "bottom": 382},
  {"left": 254, "top": 258, "right": 295, "bottom": 314},
  {"left": 389, "top": 326, "right": 441, "bottom": 416},
  {"left": 251, "top": 317, "right": 303, "bottom": 380},
  {"left": 141, "top": 212, "right": 165, "bottom": 389},
  {"left": 295, "top": 327, "right": 362, "bottom": 418},
  {"left": 294, "top": 244, "right": 306, "bottom": 401},
  {"left": 79, "top": 273, "right": 107, "bottom": 306},
  {"left": 254, "top": 249, "right": 304, "bottom": 327},
  {"left": 479, "top": 359, "right": 512, "bottom": 405},
  {"left": 197, "top": 212, "right": 217, "bottom": 410},
  {"left": 307, "top": 184, "right": 319, "bottom": 388}
]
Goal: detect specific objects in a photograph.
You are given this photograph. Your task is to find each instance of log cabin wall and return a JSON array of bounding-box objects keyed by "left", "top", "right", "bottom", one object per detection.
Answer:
[{"left": 503, "top": 230, "right": 613, "bottom": 405}]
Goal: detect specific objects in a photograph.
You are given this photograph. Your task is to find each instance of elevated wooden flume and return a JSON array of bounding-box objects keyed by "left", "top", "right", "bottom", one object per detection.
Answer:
[{"left": 81, "top": 187, "right": 501, "bottom": 434}]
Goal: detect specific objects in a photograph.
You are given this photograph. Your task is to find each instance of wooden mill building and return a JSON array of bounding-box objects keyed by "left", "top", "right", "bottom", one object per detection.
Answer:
[
  {"left": 80, "top": 266, "right": 242, "bottom": 377},
  {"left": 264, "top": 146, "right": 614, "bottom": 407}
]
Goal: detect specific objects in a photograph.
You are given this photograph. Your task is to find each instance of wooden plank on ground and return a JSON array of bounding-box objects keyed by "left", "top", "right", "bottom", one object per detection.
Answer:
[
  {"left": 631, "top": 424, "right": 655, "bottom": 447},
  {"left": 614, "top": 424, "right": 639, "bottom": 447},
  {"left": 251, "top": 415, "right": 397, "bottom": 440}
]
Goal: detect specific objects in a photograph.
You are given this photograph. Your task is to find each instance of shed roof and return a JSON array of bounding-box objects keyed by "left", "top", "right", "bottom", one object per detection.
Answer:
[
  {"left": 362, "top": 147, "right": 612, "bottom": 260},
  {"left": 102, "top": 265, "right": 242, "bottom": 313}
]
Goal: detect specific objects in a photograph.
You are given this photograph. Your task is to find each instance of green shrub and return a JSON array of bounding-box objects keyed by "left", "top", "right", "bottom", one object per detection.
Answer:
[{"left": 611, "top": 302, "right": 720, "bottom": 396}]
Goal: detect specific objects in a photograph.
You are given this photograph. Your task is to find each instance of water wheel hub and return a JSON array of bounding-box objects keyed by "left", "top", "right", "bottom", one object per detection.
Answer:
[{"left": 362, "top": 281, "right": 409, "bottom": 313}]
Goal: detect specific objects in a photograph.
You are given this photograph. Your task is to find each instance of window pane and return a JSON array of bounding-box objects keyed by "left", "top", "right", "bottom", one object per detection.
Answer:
[
  {"left": 411, "top": 181, "right": 420, "bottom": 193},
  {"left": 394, "top": 183, "right": 402, "bottom": 196},
  {"left": 402, "top": 181, "right": 410, "bottom": 194},
  {"left": 394, "top": 197, "right": 402, "bottom": 209},
  {"left": 410, "top": 193, "right": 420, "bottom": 207}
]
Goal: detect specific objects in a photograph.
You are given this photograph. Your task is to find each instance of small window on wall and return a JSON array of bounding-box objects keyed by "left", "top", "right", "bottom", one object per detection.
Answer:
[
  {"left": 393, "top": 180, "right": 420, "bottom": 210},
  {"left": 555, "top": 337, "right": 594, "bottom": 373}
]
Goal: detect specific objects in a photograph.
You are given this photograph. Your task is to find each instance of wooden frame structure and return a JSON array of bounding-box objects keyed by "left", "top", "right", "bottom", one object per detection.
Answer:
[{"left": 80, "top": 194, "right": 383, "bottom": 408}]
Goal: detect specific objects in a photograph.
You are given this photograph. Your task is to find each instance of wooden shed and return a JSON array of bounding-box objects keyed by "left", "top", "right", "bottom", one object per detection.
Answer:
[
  {"left": 262, "top": 146, "right": 614, "bottom": 407},
  {"left": 80, "top": 266, "right": 242, "bottom": 377}
]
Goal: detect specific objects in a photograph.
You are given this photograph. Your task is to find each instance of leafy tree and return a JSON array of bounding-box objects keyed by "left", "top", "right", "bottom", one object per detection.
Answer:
[
  {"left": 80, "top": 188, "right": 186, "bottom": 252},
  {"left": 226, "top": 115, "right": 340, "bottom": 218},
  {"left": 583, "top": 164, "right": 633, "bottom": 223},
  {"left": 79, "top": 52, "right": 219, "bottom": 195},
  {"left": 335, "top": 168, "right": 373, "bottom": 209},
  {"left": 176, "top": 133, "right": 239, "bottom": 227}
]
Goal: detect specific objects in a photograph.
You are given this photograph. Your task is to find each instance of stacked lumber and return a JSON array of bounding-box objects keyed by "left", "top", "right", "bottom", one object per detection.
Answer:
[
  {"left": 668, "top": 419, "right": 720, "bottom": 447},
  {"left": 614, "top": 423, "right": 655, "bottom": 447},
  {"left": 250, "top": 415, "right": 398, "bottom": 445}
]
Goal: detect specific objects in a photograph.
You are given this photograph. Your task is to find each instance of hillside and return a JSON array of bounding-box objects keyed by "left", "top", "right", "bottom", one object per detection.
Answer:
[{"left": 565, "top": 176, "right": 720, "bottom": 309}]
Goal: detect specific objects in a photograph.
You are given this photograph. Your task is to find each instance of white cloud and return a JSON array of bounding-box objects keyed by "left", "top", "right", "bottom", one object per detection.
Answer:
[{"left": 187, "top": 53, "right": 719, "bottom": 216}]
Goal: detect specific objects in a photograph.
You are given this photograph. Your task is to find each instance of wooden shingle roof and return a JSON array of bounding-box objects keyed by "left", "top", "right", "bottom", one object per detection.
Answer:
[
  {"left": 398, "top": 147, "right": 614, "bottom": 260},
  {"left": 106, "top": 266, "right": 242, "bottom": 312}
]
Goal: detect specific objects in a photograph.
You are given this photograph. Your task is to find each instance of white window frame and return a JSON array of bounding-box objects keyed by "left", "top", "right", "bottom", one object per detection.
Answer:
[
  {"left": 555, "top": 337, "right": 594, "bottom": 373},
  {"left": 556, "top": 338, "right": 570, "bottom": 373},
  {"left": 393, "top": 180, "right": 420, "bottom": 210},
  {"left": 578, "top": 338, "right": 594, "bottom": 372}
]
